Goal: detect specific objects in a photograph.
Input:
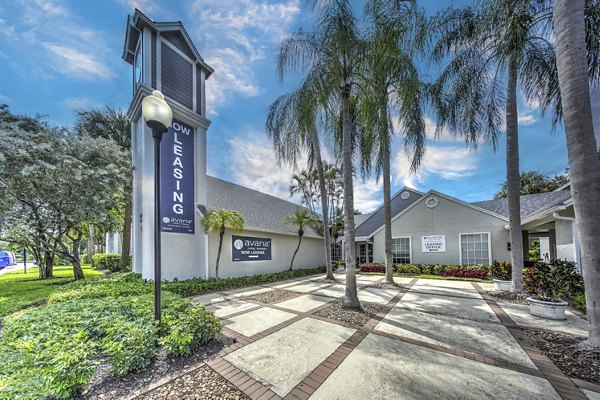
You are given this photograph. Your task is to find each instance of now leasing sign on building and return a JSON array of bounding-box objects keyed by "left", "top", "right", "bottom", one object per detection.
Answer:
[
  {"left": 160, "top": 120, "right": 195, "bottom": 234},
  {"left": 232, "top": 235, "right": 272, "bottom": 261},
  {"left": 422, "top": 235, "right": 446, "bottom": 252}
]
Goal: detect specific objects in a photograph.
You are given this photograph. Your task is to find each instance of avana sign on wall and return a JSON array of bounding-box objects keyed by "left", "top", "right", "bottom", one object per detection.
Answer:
[
  {"left": 422, "top": 235, "right": 446, "bottom": 252},
  {"left": 232, "top": 235, "right": 272, "bottom": 261},
  {"left": 160, "top": 120, "right": 195, "bottom": 234}
]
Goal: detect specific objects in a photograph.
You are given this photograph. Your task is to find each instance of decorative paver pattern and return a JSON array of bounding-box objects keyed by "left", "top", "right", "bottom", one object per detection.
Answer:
[{"left": 133, "top": 275, "right": 595, "bottom": 399}]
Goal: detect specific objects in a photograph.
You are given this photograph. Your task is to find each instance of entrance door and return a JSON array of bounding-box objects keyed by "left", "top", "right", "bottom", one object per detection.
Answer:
[{"left": 358, "top": 243, "right": 373, "bottom": 264}]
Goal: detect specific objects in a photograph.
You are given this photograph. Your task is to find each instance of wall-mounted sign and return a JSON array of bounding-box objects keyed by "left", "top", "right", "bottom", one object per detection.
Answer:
[
  {"left": 422, "top": 235, "right": 446, "bottom": 252},
  {"left": 232, "top": 235, "right": 272, "bottom": 261},
  {"left": 160, "top": 120, "right": 195, "bottom": 234}
]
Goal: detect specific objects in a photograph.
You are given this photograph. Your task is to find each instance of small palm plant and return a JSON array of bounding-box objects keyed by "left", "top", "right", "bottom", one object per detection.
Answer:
[
  {"left": 201, "top": 209, "right": 245, "bottom": 278},
  {"left": 284, "top": 208, "right": 319, "bottom": 271}
]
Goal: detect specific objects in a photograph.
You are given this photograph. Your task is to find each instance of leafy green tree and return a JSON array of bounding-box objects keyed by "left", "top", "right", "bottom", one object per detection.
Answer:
[
  {"left": 289, "top": 169, "right": 319, "bottom": 214},
  {"left": 359, "top": 0, "right": 427, "bottom": 284},
  {"left": 284, "top": 208, "right": 320, "bottom": 271},
  {"left": 76, "top": 108, "right": 132, "bottom": 271},
  {"left": 429, "top": 0, "right": 561, "bottom": 292},
  {"left": 0, "top": 107, "right": 127, "bottom": 280},
  {"left": 200, "top": 210, "right": 245, "bottom": 278},
  {"left": 277, "top": 0, "right": 363, "bottom": 308},
  {"left": 554, "top": 0, "right": 600, "bottom": 345},
  {"left": 494, "top": 171, "right": 569, "bottom": 199}
]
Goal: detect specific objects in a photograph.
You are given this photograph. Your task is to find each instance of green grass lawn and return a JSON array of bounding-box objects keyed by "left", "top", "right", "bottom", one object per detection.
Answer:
[{"left": 0, "top": 265, "right": 102, "bottom": 317}]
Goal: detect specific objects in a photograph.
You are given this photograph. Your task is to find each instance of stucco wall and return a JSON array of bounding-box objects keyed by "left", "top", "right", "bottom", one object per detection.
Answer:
[
  {"left": 208, "top": 229, "right": 325, "bottom": 278},
  {"left": 372, "top": 194, "right": 511, "bottom": 265},
  {"left": 555, "top": 219, "right": 575, "bottom": 262}
]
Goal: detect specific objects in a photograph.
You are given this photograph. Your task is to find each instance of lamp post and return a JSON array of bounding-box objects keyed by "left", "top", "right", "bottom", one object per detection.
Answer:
[{"left": 141, "top": 90, "right": 173, "bottom": 323}]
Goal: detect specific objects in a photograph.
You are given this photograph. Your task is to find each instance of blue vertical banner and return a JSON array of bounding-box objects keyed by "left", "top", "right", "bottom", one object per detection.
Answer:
[{"left": 160, "top": 120, "right": 195, "bottom": 234}]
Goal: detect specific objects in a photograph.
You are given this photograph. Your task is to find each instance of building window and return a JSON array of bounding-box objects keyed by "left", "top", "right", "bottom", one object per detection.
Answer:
[
  {"left": 331, "top": 242, "right": 342, "bottom": 264},
  {"left": 460, "top": 233, "right": 491, "bottom": 266},
  {"left": 392, "top": 237, "right": 411, "bottom": 264},
  {"left": 133, "top": 38, "right": 143, "bottom": 89}
]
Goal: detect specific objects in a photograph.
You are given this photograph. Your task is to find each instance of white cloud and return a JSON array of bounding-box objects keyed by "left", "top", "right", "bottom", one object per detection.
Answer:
[
  {"left": 187, "top": 0, "right": 301, "bottom": 114},
  {"left": 62, "top": 97, "right": 100, "bottom": 110},
  {"left": 518, "top": 113, "right": 537, "bottom": 126},
  {"left": 353, "top": 177, "right": 382, "bottom": 213},
  {"left": 0, "top": 94, "right": 12, "bottom": 103},
  {"left": 226, "top": 131, "right": 306, "bottom": 201},
  {"left": 393, "top": 145, "right": 479, "bottom": 188},
  {"left": 44, "top": 44, "right": 114, "bottom": 80}
]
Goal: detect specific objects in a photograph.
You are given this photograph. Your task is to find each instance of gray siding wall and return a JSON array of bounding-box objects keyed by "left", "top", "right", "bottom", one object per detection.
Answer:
[
  {"left": 372, "top": 195, "right": 511, "bottom": 265},
  {"left": 161, "top": 43, "right": 193, "bottom": 109},
  {"left": 208, "top": 229, "right": 325, "bottom": 278},
  {"left": 151, "top": 31, "right": 156, "bottom": 88},
  {"left": 163, "top": 31, "right": 195, "bottom": 59}
]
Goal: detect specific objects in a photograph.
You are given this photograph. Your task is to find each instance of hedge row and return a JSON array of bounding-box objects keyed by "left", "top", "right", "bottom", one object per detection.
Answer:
[
  {"left": 359, "top": 263, "right": 489, "bottom": 279},
  {"left": 91, "top": 253, "right": 132, "bottom": 272}
]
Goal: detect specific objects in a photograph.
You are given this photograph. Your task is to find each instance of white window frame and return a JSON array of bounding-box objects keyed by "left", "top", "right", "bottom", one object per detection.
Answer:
[
  {"left": 392, "top": 236, "right": 412, "bottom": 264},
  {"left": 458, "top": 232, "right": 492, "bottom": 266}
]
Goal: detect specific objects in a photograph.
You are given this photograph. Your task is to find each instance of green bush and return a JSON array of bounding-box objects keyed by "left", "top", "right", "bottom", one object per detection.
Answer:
[
  {"left": 420, "top": 265, "right": 433, "bottom": 275},
  {"left": 571, "top": 292, "right": 586, "bottom": 313},
  {"left": 490, "top": 260, "right": 511, "bottom": 280},
  {"left": 0, "top": 291, "right": 220, "bottom": 399},
  {"left": 433, "top": 264, "right": 446, "bottom": 275},
  {"left": 523, "top": 259, "right": 584, "bottom": 301},
  {"left": 91, "top": 253, "right": 131, "bottom": 272}
]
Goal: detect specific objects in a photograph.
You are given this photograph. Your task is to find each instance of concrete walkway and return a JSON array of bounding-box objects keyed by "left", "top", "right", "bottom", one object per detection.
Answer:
[{"left": 177, "top": 274, "right": 599, "bottom": 400}]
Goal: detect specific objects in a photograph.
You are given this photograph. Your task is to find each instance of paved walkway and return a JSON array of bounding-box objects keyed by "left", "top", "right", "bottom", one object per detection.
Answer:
[{"left": 157, "top": 274, "right": 599, "bottom": 399}]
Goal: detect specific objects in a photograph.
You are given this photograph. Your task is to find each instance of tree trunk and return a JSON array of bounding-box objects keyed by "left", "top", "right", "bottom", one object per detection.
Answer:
[
  {"left": 120, "top": 181, "right": 132, "bottom": 271},
  {"left": 506, "top": 53, "right": 524, "bottom": 292},
  {"left": 554, "top": 0, "right": 600, "bottom": 345},
  {"left": 87, "top": 224, "right": 95, "bottom": 263},
  {"left": 311, "top": 129, "right": 334, "bottom": 279},
  {"left": 341, "top": 87, "right": 361, "bottom": 309},
  {"left": 290, "top": 233, "right": 303, "bottom": 271},
  {"left": 382, "top": 108, "right": 394, "bottom": 285},
  {"left": 216, "top": 230, "right": 224, "bottom": 278},
  {"left": 72, "top": 238, "right": 84, "bottom": 281}
]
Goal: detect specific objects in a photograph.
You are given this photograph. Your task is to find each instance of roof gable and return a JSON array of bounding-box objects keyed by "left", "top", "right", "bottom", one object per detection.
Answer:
[{"left": 355, "top": 187, "right": 423, "bottom": 238}]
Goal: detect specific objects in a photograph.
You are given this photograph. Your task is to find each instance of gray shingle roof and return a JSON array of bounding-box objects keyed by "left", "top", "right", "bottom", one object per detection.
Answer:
[
  {"left": 471, "top": 188, "right": 572, "bottom": 220},
  {"left": 355, "top": 188, "right": 423, "bottom": 238},
  {"left": 206, "top": 176, "right": 320, "bottom": 237},
  {"left": 354, "top": 212, "right": 373, "bottom": 227}
]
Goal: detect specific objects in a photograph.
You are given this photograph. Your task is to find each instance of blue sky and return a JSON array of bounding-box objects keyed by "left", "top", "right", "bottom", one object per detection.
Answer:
[{"left": 1, "top": 0, "right": 598, "bottom": 213}]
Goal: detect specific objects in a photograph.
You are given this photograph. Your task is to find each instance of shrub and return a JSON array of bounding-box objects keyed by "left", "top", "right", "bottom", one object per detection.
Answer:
[
  {"left": 441, "top": 268, "right": 488, "bottom": 279},
  {"left": 433, "top": 264, "right": 446, "bottom": 275},
  {"left": 0, "top": 293, "right": 220, "bottom": 398},
  {"left": 393, "top": 264, "right": 421, "bottom": 274},
  {"left": 523, "top": 259, "right": 584, "bottom": 301},
  {"left": 360, "top": 264, "right": 386, "bottom": 273},
  {"left": 91, "top": 254, "right": 131, "bottom": 272},
  {"left": 571, "top": 293, "right": 586, "bottom": 313},
  {"left": 420, "top": 265, "right": 433, "bottom": 275},
  {"left": 490, "top": 260, "right": 512, "bottom": 280}
]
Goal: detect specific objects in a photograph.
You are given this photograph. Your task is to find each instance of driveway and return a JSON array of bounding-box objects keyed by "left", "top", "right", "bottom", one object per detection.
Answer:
[{"left": 185, "top": 274, "right": 596, "bottom": 400}]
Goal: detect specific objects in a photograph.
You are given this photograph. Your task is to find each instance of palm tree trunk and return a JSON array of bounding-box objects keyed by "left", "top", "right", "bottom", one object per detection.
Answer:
[
  {"left": 216, "top": 231, "right": 224, "bottom": 278},
  {"left": 290, "top": 234, "right": 303, "bottom": 271},
  {"left": 120, "top": 180, "right": 132, "bottom": 270},
  {"left": 383, "top": 144, "right": 394, "bottom": 284},
  {"left": 506, "top": 53, "right": 524, "bottom": 292},
  {"left": 554, "top": 0, "right": 600, "bottom": 345},
  {"left": 311, "top": 130, "right": 334, "bottom": 279},
  {"left": 341, "top": 87, "right": 361, "bottom": 309}
]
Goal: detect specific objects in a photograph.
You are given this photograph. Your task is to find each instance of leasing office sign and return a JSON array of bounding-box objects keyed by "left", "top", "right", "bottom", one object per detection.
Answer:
[
  {"left": 422, "top": 235, "right": 446, "bottom": 252},
  {"left": 232, "top": 235, "right": 272, "bottom": 261},
  {"left": 160, "top": 120, "right": 195, "bottom": 234}
]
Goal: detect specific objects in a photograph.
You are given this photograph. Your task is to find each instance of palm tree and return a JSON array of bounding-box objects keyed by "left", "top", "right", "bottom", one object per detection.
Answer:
[
  {"left": 494, "top": 171, "right": 569, "bottom": 199},
  {"left": 553, "top": 0, "right": 600, "bottom": 345},
  {"left": 277, "top": 0, "right": 362, "bottom": 308},
  {"left": 358, "top": 0, "right": 427, "bottom": 284},
  {"left": 200, "top": 209, "right": 245, "bottom": 278},
  {"left": 76, "top": 108, "right": 132, "bottom": 271},
  {"left": 284, "top": 208, "right": 320, "bottom": 271},
  {"left": 429, "top": 0, "right": 561, "bottom": 292},
  {"left": 267, "top": 85, "right": 335, "bottom": 279}
]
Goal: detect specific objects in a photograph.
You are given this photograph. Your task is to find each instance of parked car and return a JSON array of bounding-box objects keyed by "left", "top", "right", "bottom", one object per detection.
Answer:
[{"left": 0, "top": 251, "right": 14, "bottom": 269}]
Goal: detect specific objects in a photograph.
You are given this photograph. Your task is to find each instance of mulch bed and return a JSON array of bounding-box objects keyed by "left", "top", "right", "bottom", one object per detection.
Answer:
[
  {"left": 525, "top": 329, "right": 600, "bottom": 385},
  {"left": 367, "top": 282, "right": 409, "bottom": 291},
  {"left": 488, "top": 290, "right": 529, "bottom": 304},
  {"left": 136, "top": 365, "right": 249, "bottom": 400},
  {"left": 313, "top": 299, "right": 383, "bottom": 327},
  {"left": 79, "top": 335, "right": 235, "bottom": 399},
  {"left": 242, "top": 289, "right": 301, "bottom": 304}
]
